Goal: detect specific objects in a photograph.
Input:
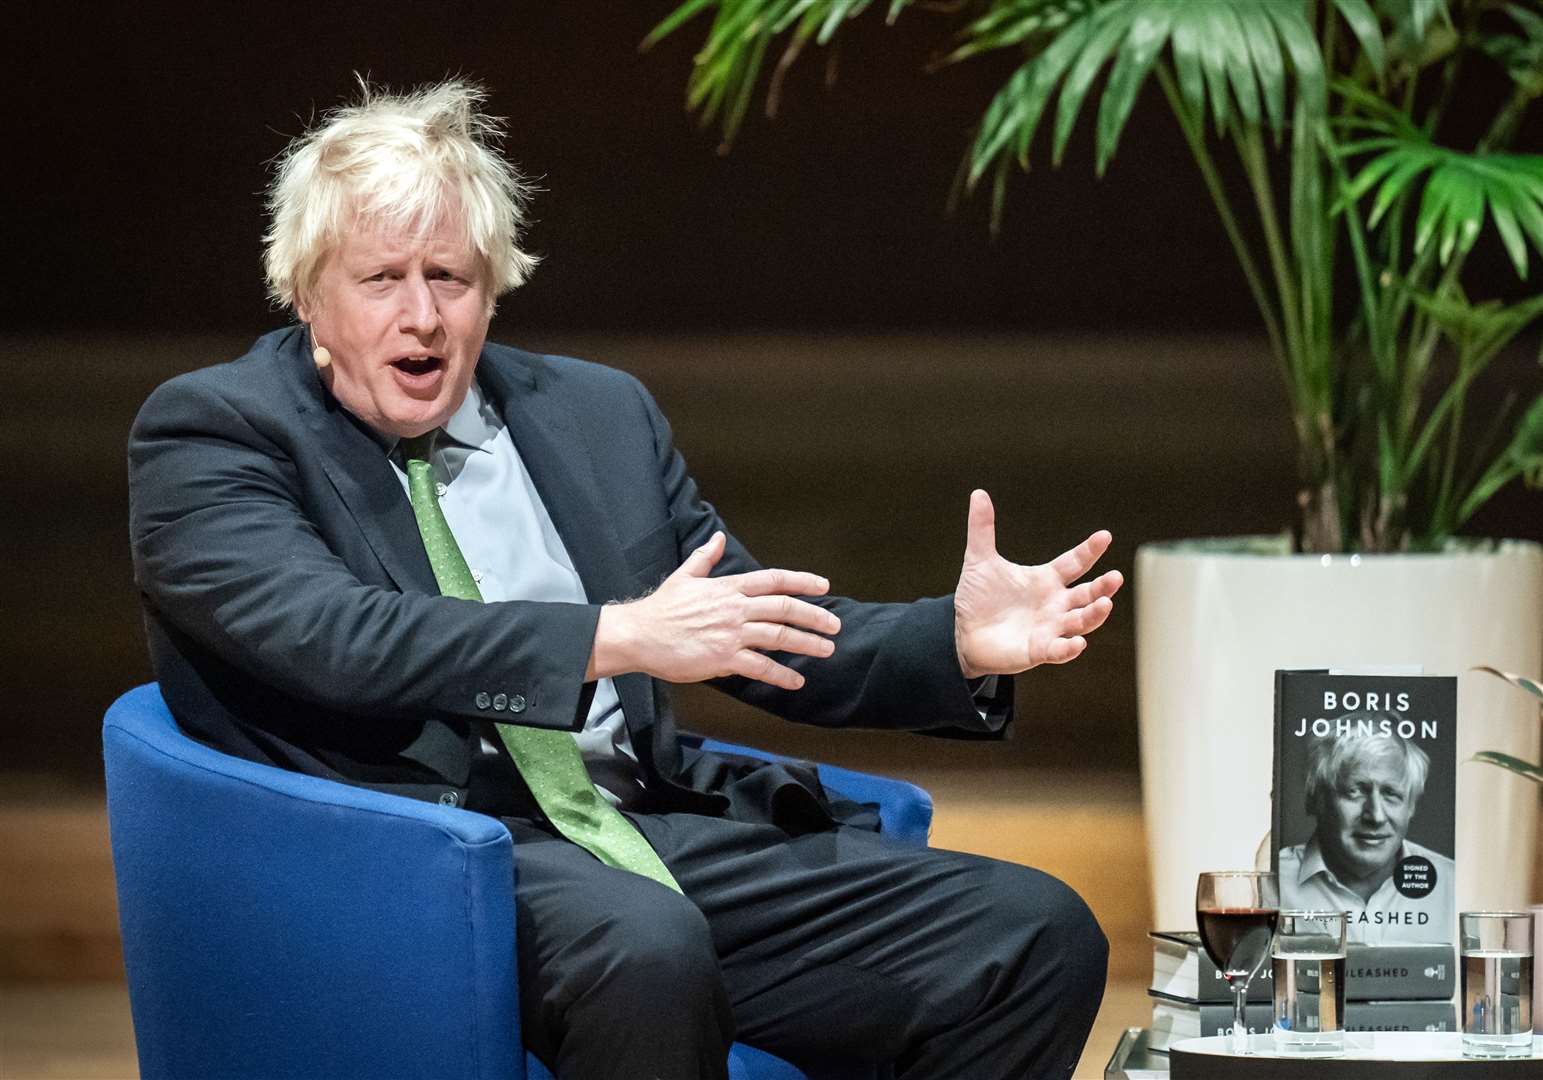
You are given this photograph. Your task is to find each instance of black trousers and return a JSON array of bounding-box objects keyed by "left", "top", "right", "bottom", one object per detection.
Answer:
[{"left": 502, "top": 810, "right": 1108, "bottom": 1080}]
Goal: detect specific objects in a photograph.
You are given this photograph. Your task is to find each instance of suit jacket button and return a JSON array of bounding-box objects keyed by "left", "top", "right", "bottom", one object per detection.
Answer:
[
  {"left": 438, "top": 791, "right": 458, "bottom": 807},
  {"left": 492, "top": 692, "right": 508, "bottom": 711},
  {"left": 475, "top": 692, "right": 491, "bottom": 710},
  {"left": 509, "top": 693, "right": 527, "bottom": 714}
]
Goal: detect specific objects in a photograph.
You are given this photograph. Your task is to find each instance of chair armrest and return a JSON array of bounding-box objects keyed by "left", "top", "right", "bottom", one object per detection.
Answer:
[
  {"left": 689, "top": 736, "right": 933, "bottom": 847},
  {"left": 104, "top": 685, "right": 523, "bottom": 1080}
]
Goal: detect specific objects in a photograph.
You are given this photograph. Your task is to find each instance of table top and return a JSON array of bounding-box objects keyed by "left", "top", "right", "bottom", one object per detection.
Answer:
[{"left": 1169, "top": 1032, "right": 1542, "bottom": 1078}]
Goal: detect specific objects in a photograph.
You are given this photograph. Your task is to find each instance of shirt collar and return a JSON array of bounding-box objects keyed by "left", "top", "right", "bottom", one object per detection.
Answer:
[
  {"left": 1295, "top": 837, "right": 1330, "bottom": 886},
  {"left": 1295, "top": 835, "right": 1413, "bottom": 890},
  {"left": 382, "top": 381, "right": 502, "bottom": 458},
  {"left": 440, "top": 379, "right": 501, "bottom": 453}
]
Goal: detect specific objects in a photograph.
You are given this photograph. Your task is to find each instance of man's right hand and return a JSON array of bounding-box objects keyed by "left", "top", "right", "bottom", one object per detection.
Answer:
[{"left": 587, "top": 531, "right": 840, "bottom": 690}]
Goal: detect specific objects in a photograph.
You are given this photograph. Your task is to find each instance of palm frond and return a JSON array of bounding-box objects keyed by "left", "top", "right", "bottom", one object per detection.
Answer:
[
  {"left": 943, "top": 0, "right": 1095, "bottom": 66},
  {"left": 644, "top": 0, "right": 922, "bottom": 147},
  {"left": 1341, "top": 133, "right": 1543, "bottom": 277},
  {"left": 1375, "top": 0, "right": 1455, "bottom": 70},
  {"left": 964, "top": 0, "right": 1326, "bottom": 193},
  {"left": 1481, "top": 2, "right": 1543, "bottom": 96},
  {"left": 1331, "top": 0, "right": 1388, "bottom": 80},
  {"left": 1473, "top": 665, "right": 1543, "bottom": 706},
  {"left": 1471, "top": 751, "right": 1543, "bottom": 784}
]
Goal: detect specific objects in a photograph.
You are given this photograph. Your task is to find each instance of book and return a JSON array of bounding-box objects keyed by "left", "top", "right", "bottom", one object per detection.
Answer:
[
  {"left": 1150, "top": 931, "right": 1272, "bottom": 1003},
  {"left": 1147, "top": 991, "right": 1458, "bottom": 1050},
  {"left": 1150, "top": 931, "right": 1453, "bottom": 1002},
  {"left": 1321, "top": 941, "right": 1456, "bottom": 1001},
  {"left": 1271, "top": 670, "right": 1457, "bottom": 947}
]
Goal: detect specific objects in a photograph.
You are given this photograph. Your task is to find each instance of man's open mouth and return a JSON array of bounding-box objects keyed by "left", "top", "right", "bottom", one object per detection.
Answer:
[{"left": 392, "top": 356, "right": 444, "bottom": 376}]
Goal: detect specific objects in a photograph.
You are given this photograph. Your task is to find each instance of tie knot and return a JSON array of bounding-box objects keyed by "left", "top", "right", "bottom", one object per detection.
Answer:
[{"left": 400, "top": 431, "right": 437, "bottom": 464}]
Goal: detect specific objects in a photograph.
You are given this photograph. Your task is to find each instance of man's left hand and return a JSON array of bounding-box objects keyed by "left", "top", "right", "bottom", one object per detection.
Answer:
[{"left": 953, "top": 490, "right": 1124, "bottom": 679}]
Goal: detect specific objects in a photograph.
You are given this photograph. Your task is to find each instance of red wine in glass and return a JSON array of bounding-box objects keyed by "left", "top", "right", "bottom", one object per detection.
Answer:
[
  {"left": 1197, "top": 908, "right": 1278, "bottom": 983},
  {"left": 1195, "top": 872, "right": 1279, "bottom": 1055}
]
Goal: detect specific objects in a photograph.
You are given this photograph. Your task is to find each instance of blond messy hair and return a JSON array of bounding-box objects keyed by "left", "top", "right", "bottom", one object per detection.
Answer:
[{"left": 263, "top": 77, "right": 539, "bottom": 310}]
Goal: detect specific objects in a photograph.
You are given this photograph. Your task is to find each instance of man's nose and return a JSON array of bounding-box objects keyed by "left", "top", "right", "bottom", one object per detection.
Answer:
[
  {"left": 399, "top": 275, "right": 442, "bottom": 338},
  {"left": 1360, "top": 790, "right": 1387, "bottom": 823}
]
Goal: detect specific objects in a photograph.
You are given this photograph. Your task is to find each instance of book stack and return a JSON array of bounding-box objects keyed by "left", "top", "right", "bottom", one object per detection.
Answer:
[{"left": 1145, "top": 931, "right": 1458, "bottom": 1050}]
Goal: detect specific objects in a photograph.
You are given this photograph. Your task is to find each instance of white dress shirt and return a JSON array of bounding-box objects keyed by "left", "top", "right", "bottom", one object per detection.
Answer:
[
  {"left": 1279, "top": 836, "right": 1456, "bottom": 945},
  {"left": 387, "top": 382, "right": 648, "bottom": 809}
]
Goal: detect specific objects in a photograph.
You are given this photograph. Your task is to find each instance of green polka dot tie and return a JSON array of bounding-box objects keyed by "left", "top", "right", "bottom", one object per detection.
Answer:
[{"left": 401, "top": 433, "right": 682, "bottom": 893}]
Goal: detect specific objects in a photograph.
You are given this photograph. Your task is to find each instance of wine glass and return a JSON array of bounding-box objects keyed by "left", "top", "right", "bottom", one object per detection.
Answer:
[{"left": 1195, "top": 871, "right": 1280, "bottom": 1055}]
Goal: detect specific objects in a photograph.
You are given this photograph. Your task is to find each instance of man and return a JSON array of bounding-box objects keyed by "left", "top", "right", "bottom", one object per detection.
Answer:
[
  {"left": 1279, "top": 724, "right": 1455, "bottom": 945},
  {"left": 129, "top": 79, "right": 1123, "bottom": 1078}
]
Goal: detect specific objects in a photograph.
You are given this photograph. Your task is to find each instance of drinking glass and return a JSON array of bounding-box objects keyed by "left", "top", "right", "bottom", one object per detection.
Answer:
[
  {"left": 1461, "top": 911, "right": 1534, "bottom": 1058},
  {"left": 1196, "top": 871, "right": 1280, "bottom": 1056},
  {"left": 1271, "top": 910, "right": 1348, "bottom": 1054}
]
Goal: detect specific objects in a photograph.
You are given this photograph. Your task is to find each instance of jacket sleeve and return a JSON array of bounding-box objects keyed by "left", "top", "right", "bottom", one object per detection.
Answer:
[
  {"left": 627, "top": 379, "right": 1012, "bottom": 737},
  {"left": 128, "top": 376, "right": 600, "bottom": 733}
]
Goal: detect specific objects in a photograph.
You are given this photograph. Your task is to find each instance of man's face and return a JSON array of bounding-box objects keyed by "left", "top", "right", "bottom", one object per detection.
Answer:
[
  {"left": 1317, "top": 746, "right": 1416, "bottom": 883},
  {"left": 298, "top": 214, "right": 492, "bottom": 439}
]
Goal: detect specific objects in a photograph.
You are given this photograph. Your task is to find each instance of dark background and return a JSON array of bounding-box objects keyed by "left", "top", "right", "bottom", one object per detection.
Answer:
[{"left": 7, "top": 1, "right": 1540, "bottom": 783}]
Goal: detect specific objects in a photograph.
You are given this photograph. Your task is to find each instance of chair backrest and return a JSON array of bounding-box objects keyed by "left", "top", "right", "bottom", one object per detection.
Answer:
[{"left": 103, "top": 684, "right": 523, "bottom": 1080}]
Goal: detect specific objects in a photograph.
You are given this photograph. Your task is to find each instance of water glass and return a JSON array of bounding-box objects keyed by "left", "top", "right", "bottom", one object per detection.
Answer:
[
  {"left": 1461, "top": 911, "right": 1535, "bottom": 1058},
  {"left": 1272, "top": 910, "right": 1348, "bottom": 1054}
]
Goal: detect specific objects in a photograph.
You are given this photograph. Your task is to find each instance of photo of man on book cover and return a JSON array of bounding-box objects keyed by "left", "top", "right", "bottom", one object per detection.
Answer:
[{"left": 1273, "top": 673, "right": 1457, "bottom": 946}]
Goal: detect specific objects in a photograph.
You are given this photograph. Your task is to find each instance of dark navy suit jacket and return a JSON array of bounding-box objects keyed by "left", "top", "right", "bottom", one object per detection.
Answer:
[{"left": 128, "top": 327, "right": 1010, "bottom": 827}]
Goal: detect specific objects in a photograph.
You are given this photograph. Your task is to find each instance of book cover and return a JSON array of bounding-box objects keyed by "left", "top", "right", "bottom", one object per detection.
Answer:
[{"left": 1271, "top": 671, "right": 1457, "bottom": 946}]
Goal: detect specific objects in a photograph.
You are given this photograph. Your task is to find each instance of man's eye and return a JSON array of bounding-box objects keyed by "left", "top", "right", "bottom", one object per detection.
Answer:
[{"left": 364, "top": 272, "right": 387, "bottom": 283}]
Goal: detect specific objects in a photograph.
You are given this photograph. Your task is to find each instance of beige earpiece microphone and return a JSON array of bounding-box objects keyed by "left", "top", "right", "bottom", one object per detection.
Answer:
[{"left": 313, "top": 344, "right": 333, "bottom": 369}]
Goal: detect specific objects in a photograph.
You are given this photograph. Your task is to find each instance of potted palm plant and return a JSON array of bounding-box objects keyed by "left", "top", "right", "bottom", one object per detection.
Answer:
[{"left": 646, "top": 0, "right": 1543, "bottom": 928}]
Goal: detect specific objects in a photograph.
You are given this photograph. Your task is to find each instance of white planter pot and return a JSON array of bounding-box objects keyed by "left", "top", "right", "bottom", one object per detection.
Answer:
[{"left": 1135, "top": 538, "right": 1543, "bottom": 934}]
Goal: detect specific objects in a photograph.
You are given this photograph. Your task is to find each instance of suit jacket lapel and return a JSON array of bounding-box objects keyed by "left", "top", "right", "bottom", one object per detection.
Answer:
[
  {"left": 477, "top": 356, "right": 660, "bottom": 731},
  {"left": 282, "top": 329, "right": 439, "bottom": 597}
]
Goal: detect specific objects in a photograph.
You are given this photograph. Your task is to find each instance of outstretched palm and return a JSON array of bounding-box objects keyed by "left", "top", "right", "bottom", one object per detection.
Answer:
[{"left": 954, "top": 490, "right": 1123, "bottom": 679}]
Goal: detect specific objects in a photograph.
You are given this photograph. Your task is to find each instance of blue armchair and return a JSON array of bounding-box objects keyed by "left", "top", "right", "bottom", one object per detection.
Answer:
[{"left": 103, "top": 684, "right": 933, "bottom": 1079}]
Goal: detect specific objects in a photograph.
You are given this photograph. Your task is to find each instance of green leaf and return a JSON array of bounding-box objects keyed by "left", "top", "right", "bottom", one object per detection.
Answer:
[
  {"left": 946, "top": 0, "right": 1092, "bottom": 65},
  {"left": 1472, "top": 665, "right": 1543, "bottom": 706},
  {"left": 1488, "top": 184, "right": 1530, "bottom": 277},
  {"left": 1169, "top": 4, "right": 1210, "bottom": 126},
  {"left": 1192, "top": 4, "right": 1239, "bottom": 132},
  {"left": 1052, "top": 2, "right": 1140, "bottom": 167},
  {"left": 1377, "top": 0, "right": 1454, "bottom": 68},
  {"left": 1332, "top": 0, "right": 1388, "bottom": 80},
  {"left": 1368, "top": 150, "right": 1437, "bottom": 227},
  {"left": 643, "top": 0, "right": 722, "bottom": 51},
  {"left": 969, "top": 15, "right": 1100, "bottom": 185},
  {"left": 1261, "top": 2, "right": 1327, "bottom": 118},
  {"left": 1235, "top": 1, "right": 1287, "bottom": 136},
  {"left": 1214, "top": 3, "right": 1263, "bottom": 132},
  {"left": 1472, "top": 752, "right": 1543, "bottom": 784},
  {"left": 1096, "top": 3, "right": 1178, "bottom": 174},
  {"left": 1481, "top": 3, "right": 1543, "bottom": 95},
  {"left": 1348, "top": 131, "right": 1543, "bottom": 276}
]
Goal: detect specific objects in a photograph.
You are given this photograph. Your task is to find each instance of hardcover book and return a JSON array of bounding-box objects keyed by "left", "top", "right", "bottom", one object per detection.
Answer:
[
  {"left": 1147, "top": 992, "right": 1458, "bottom": 1049},
  {"left": 1150, "top": 932, "right": 1454, "bottom": 1002},
  {"left": 1271, "top": 671, "right": 1457, "bottom": 947},
  {"left": 1314, "top": 942, "right": 1456, "bottom": 1001}
]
